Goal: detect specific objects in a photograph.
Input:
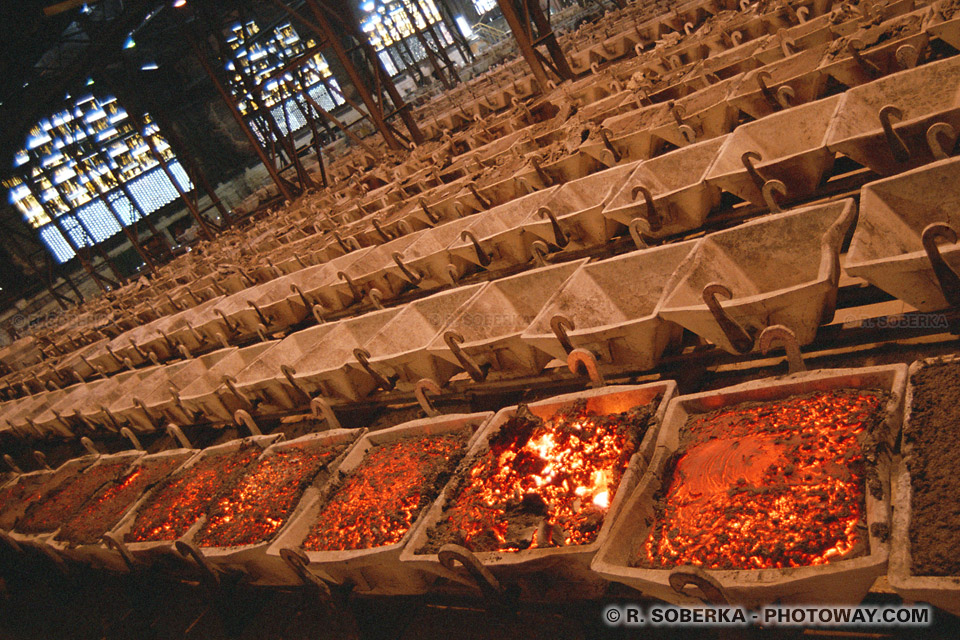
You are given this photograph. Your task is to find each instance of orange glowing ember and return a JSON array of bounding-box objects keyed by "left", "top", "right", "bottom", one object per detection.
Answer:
[
  {"left": 0, "top": 473, "right": 54, "bottom": 530},
  {"left": 641, "top": 389, "right": 883, "bottom": 570},
  {"left": 57, "top": 456, "right": 187, "bottom": 545},
  {"left": 303, "top": 430, "right": 470, "bottom": 551},
  {"left": 126, "top": 445, "right": 260, "bottom": 543},
  {"left": 427, "top": 400, "right": 657, "bottom": 553},
  {"left": 17, "top": 460, "right": 130, "bottom": 534},
  {"left": 195, "top": 441, "right": 348, "bottom": 548}
]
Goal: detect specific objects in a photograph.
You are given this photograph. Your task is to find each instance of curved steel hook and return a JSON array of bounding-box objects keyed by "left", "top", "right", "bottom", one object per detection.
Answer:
[
  {"left": 281, "top": 364, "right": 310, "bottom": 400},
  {"left": 234, "top": 409, "right": 262, "bottom": 436},
  {"left": 759, "top": 325, "right": 807, "bottom": 374},
  {"left": 415, "top": 378, "right": 443, "bottom": 417},
  {"left": 419, "top": 197, "right": 441, "bottom": 224},
  {"left": 568, "top": 348, "right": 605, "bottom": 386},
  {"left": 460, "top": 230, "right": 493, "bottom": 267},
  {"left": 537, "top": 206, "right": 570, "bottom": 248},
  {"left": 438, "top": 544, "right": 508, "bottom": 605},
  {"left": 762, "top": 179, "right": 788, "bottom": 213},
  {"left": 215, "top": 309, "right": 239, "bottom": 334},
  {"left": 392, "top": 251, "right": 424, "bottom": 285},
  {"left": 353, "top": 348, "right": 396, "bottom": 390},
  {"left": 337, "top": 271, "right": 363, "bottom": 303},
  {"left": 895, "top": 43, "right": 920, "bottom": 71},
  {"left": 702, "top": 283, "right": 755, "bottom": 353},
  {"left": 444, "top": 331, "right": 488, "bottom": 382},
  {"left": 310, "top": 396, "right": 341, "bottom": 430},
  {"left": 368, "top": 288, "right": 384, "bottom": 310},
  {"left": 166, "top": 423, "right": 193, "bottom": 449},
  {"left": 598, "top": 128, "right": 622, "bottom": 163},
  {"left": 550, "top": 314, "right": 577, "bottom": 354},
  {"left": 741, "top": 151, "right": 766, "bottom": 190},
  {"left": 927, "top": 122, "right": 957, "bottom": 160},
  {"left": 879, "top": 105, "right": 911, "bottom": 164},
  {"left": 466, "top": 181, "right": 491, "bottom": 209},
  {"left": 529, "top": 157, "right": 553, "bottom": 187},
  {"left": 921, "top": 223, "right": 960, "bottom": 308},
  {"left": 372, "top": 218, "right": 393, "bottom": 242},
  {"left": 631, "top": 184, "right": 663, "bottom": 232},
  {"left": 120, "top": 427, "right": 144, "bottom": 450},
  {"left": 669, "top": 565, "right": 729, "bottom": 605},
  {"left": 755, "top": 71, "right": 783, "bottom": 111}
]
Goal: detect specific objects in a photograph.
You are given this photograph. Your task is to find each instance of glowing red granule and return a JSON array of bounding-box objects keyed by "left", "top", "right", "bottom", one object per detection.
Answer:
[
  {"left": 426, "top": 400, "right": 656, "bottom": 553},
  {"left": 0, "top": 472, "right": 54, "bottom": 530},
  {"left": 57, "top": 455, "right": 188, "bottom": 545},
  {"left": 302, "top": 430, "right": 470, "bottom": 551},
  {"left": 125, "top": 445, "right": 260, "bottom": 543},
  {"left": 195, "top": 441, "right": 348, "bottom": 548},
  {"left": 17, "top": 460, "right": 130, "bottom": 534},
  {"left": 641, "top": 389, "right": 883, "bottom": 570}
]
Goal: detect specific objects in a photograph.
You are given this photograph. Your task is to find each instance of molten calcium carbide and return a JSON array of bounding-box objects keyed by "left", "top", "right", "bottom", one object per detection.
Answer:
[
  {"left": 642, "top": 389, "right": 884, "bottom": 570},
  {"left": 57, "top": 456, "right": 187, "bottom": 545},
  {"left": 195, "top": 441, "right": 349, "bottom": 548},
  {"left": 17, "top": 460, "right": 132, "bottom": 534},
  {"left": 424, "top": 400, "right": 657, "bottom": 553},
  {"left": 125, "top": 445, "right": 260, "bottom": 543},
  {"left": 302, "top": 430, "right": 471, "bottom": 551}
]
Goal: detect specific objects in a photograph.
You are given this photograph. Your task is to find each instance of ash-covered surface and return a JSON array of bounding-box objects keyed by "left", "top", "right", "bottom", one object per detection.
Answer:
[
  {"left": 195, "top": 440, "right": 350, "bottom": 549},
  {"left": 16, "top": 460, "right": 134, "bottom": 534},
  {"left": 419, "top": 398, "right": 659, "bottom": 555},
  {"left": 0, "top": 473, "right": 54, "bottom": 530},
  {"left": 637, "top": 389, "right": 887, "bottom": 570},
  {"left": 906, "top": 359, "right": 960, "bottom": 577},
  {"left": 302, "top": 429, "right": 471, "bottom": 551},
  {"left": 56, "top": 455, "right": 187, "bottom": 545},
  {"left": 125, "top": 445, "right": 260, "bottom": 543}
]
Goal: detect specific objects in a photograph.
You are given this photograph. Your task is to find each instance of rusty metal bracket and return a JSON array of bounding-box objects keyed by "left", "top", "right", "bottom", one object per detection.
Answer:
[
  {"left": 631, "top": 184, "right": 663, "bottom": 233},
  {"left": 741, "top": 151, "right": 765, "bottom": 191}
]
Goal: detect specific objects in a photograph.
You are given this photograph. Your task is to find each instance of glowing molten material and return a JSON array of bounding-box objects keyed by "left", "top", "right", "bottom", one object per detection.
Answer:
[
  {"left": 58, "top": 456, "right": 187, "bottom": 545},
  {"left": 17, "top": 460, "right": 131, "bottom": 534},
  {"left": 126, "top": 445, "right": 260, "bottom": 543},
  {"left": 643, "top": 389, "right": 882, "bottom": 570},
  {"left": 196, "top": 441, "right": 348, "bottom": 548},
  {"left": 0, "top": 472, "right": 55, "bottom": 530},
  {"left": 430, "top": 400, "right": 656, "bottom": 553},
  {"left": 303, "top": 430, "right": 469, "bottom": 551}
]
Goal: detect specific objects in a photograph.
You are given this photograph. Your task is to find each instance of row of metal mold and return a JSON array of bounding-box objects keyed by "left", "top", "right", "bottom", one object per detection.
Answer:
[
  {"left": 7, "top": 123, "right": 960, "bottom": 435},
  {"left": 6, "top": 0, "right": 955, "bottom": 375},
  {"left": 1, "top": 193, "right": 860, "bottom": 437},
  {"left": 3, "top": 357, "right": 956, "bottom": 615}
]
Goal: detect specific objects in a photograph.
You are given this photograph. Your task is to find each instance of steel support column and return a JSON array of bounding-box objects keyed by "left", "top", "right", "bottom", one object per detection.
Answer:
[
  {"left": 495, "top": 0, "right": 573, "bottom": 90},
  {"left": 185, "top": 28, "right": 296, "bottom": 203}
]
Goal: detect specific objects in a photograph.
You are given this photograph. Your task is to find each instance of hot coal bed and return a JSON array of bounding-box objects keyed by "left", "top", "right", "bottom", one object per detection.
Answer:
[
  {"left": 419, "top": 398, "right": 659, "bottom": 553},
  {"left": 637, "top": 389, "right": 887, "bottom": 570}
]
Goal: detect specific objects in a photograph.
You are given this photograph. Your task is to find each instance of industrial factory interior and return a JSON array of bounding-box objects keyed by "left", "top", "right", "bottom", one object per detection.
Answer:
[{"left": 2, "top": 0, "right": 960, "bottom": 637}]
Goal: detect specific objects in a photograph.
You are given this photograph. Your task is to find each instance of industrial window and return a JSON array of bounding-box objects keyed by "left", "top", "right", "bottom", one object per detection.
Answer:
[{"left": 3, "top": 92, "right": 193, "bottom": 264}]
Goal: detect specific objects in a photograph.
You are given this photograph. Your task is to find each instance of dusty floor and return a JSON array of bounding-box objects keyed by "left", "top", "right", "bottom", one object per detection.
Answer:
[{"left": 1, "top": 548, "right": 959, "bottom": 640}]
